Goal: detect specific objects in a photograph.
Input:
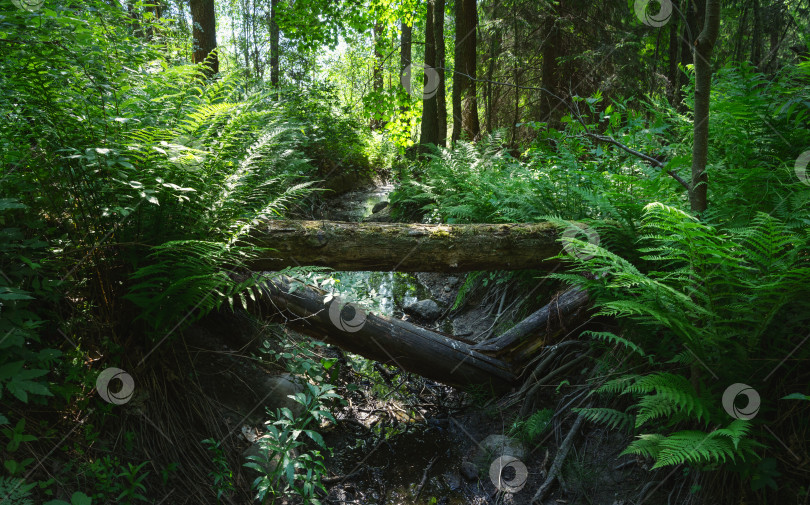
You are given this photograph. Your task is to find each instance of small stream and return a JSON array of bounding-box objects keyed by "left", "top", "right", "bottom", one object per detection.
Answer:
[
  {"left": 324, "top": 184, "right": 438, "bottom": 322},
  {"left": 321, "top": 184, "right": 475, "bottom": 505}
]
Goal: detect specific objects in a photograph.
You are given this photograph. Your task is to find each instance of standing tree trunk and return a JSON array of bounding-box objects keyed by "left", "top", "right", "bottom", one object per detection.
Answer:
[
  {"left": 689, "top": 0, "right": 720, "bottom": 214},
  {"left": 484, "top": 0, "right": 501, "bottom": 134},
  {"left": 399, "top": 15, "right": 413, "bottom": 116},
  {"left": 666, "top": 0, "right": 681, "bottom": 105},
  {"left": 539, "top": 3, "right": 560, "bottom": 121},
  {"left": 190, "top": 0, "right": 219, "bottom": 76},
  {"left": 452, "top": 0, "right": 480, "bottom": 142},
  {"left": 371, "top": 21, "right": 385, "bottom": 130},
  {"left": 434, "top": 0, "right": 447, "bottom": 146},
  {"left": 270, "top": 0, "right": 280, "bottom": 86},
  {"left": 751, "top": 0, "right": 763, "bottom": 70},
  {"left": 420, "top": 0, "right": 440, "bottom": 146}
]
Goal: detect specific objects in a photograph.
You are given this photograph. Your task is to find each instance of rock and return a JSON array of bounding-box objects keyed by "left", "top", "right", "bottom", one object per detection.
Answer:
[
  {"left": 478, "top": 435, "right": 528, "bottom": 464},
  {"left": 460, "top": 461, "right": 479, "bottom": 481},
  {"left": 443, "top": 284, "right": 451, "bottom": 293},
  {"left": 263, "top": 373, "right": 305, "bottom": 418},
  {"left": 403, "top": 299, "right": 442, "bottom": 321},
  {"left": 443, "top": 471, "right": 462, "bottom": 490},
  {"left": 371, "top": 201, "right": 389, "bottom": 213},
  {"left": 362, "top": 205, "right": 392, "bottom": 222}
]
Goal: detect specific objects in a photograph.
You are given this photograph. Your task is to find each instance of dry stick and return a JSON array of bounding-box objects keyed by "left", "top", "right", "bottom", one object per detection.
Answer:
[
  {"left": 531, "top": 412, "right": 587, "bottom": 504},
  {"left": 321, "top": 470, "right": 364, "bottom": 484},
  {"left": 414, "top": 455, "right": 439, "bottom": 502}
]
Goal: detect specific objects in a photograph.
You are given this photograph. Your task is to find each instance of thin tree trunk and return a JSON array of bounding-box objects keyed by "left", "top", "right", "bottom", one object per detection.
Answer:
[
  {"left": 420, "top": 0, "right": 440, "bottom": 146},
  {"left": 751, "top": 0, "right": 762, "bottom": 69},
  {"left": 667, "top": 0, "right": 681, "bottom": 105},
  {"left": 400, "top": 15, "right": 413, "bottom": 116},
  {"left": 247, "top": 219, "right": 562, "bottom": 272},
  {"left": 689, "top": 0, "right": 721, "bottom": 214},
  {"left": 270, "top": 0, "right": 279, "bottom": 86},
  {"left": 190, "top": 0, "right": 218, "bottom": 76},
  {"left": 539, "top": 3, "right": 560, "bottom": 121},
  {"left": 372, "top": 21, "right": 385, "bottom": 130},
  {"left": 434, "top": 0, "right": 447, "bottom": 146}
]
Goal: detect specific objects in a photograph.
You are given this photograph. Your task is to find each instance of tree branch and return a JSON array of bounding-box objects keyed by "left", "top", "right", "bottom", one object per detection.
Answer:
[{"left": 583, "top": 132, "right": 691, "bottom": 191}]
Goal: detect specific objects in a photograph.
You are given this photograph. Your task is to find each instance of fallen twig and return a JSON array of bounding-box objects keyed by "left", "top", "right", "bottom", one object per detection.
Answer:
[
  {"left": 531, "top": 413, "right": 586, "bottom": 504},
  {"left": 414, "top": 455, "right": 439, "bottom": 501}
]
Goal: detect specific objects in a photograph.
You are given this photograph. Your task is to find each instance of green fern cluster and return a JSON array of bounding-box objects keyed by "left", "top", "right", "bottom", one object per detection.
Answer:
[
  {"left": 509, "top": 408, "right": 553, "bottom": 444},
  {"left": 561, "top": 202, "right": 810, "bottom": 470}
]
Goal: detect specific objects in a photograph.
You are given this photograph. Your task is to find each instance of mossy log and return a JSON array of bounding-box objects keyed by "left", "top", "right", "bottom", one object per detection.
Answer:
[{"left": 248, "top": 220, "right": 562, "bottom": 272}]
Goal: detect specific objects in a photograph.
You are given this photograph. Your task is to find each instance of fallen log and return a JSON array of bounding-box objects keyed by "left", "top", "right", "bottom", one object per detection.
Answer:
[
  {"left": 473, "top": 287, "right": 591, "bottom": 362},
  {"left": 254, "top": 276, "right": 517, "bottom": 392},
  {"left": 248, "top": 220, "right": 562, "bottom": 272}
]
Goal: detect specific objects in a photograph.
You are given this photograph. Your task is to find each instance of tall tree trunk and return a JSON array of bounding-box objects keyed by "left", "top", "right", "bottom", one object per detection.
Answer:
[
  {"left": 434, "top": 0, "right": 447, "bottom": 146},
  {"left": 420, "top": 0, "right": 440, "bottom": 146},
  {"left": 751, "top": 0, "right": 762, "bottom": 69},
  {"left": 270, "top": 0, "right": 280, "bottom": 86},
  {"left": 484, "top": 0, "right": 500, "bottom": 133},
  {"left": 452, "top": 0, "right": 480, "bottom": 142},
  {"left": 539, "top": 3, "right": 560, "bottom": 121},
  {"left": 251, "top": 0, "right": 262, "bottom": 79},
  {"left": 667, "top": 0, "right": 681, "bottom": 105},
  {"left": 689, "top": 0, "right": 721, "bottom": 214},
  {"left": 399, "top": 15, "right": 413, "bottom": 116},
  {"left": 372, "top": 21, "right": 385, "bottom": 130},
  {"left": 190, "top": 0, "right": 219, "bottom": 76}
]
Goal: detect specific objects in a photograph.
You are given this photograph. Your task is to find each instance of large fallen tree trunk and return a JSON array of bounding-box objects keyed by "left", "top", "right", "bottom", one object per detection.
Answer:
[
  {"left": 255, "top": 276, "right": 517, "bottom": 392},
  {"left": 249, "top": 276, "right": 592, "bottom": 391},
  {"left": 248, "top": 220, "right": 562, "bottom": 272}
]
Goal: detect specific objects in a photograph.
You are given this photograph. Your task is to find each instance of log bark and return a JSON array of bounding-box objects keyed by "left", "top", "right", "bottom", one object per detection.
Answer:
[
  {"left": 254, "top": 276, "right": 516, "bottom": 392},
  {"left": 473, "top": 287, "right": 591, "bottom": 362},
  {"left": 247, "top": 220, "right": 562, "bottom": 272}
]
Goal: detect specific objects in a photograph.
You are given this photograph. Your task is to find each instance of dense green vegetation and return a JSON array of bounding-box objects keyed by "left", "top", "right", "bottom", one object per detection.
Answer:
[{"left": 1, "top": 0, "right": 808, "bottom": 503}]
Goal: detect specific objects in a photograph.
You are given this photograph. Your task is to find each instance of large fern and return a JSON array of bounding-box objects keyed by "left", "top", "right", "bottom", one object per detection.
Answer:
[{"left": 559, "top": 202, "right": 810, "bottom": 470}]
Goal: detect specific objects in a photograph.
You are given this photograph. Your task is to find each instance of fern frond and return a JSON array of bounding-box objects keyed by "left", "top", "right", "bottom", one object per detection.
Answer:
[
  {"left": 575, "top": 407, "right": 634, "bottom": 432},
  {"left": 583, "top": 330, "right": 645, "bottom": 357}
]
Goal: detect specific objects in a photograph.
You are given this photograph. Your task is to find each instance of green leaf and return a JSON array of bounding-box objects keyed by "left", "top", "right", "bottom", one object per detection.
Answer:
[{"left": 782, "top": 393, "right": 810, "bottom": 401}]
